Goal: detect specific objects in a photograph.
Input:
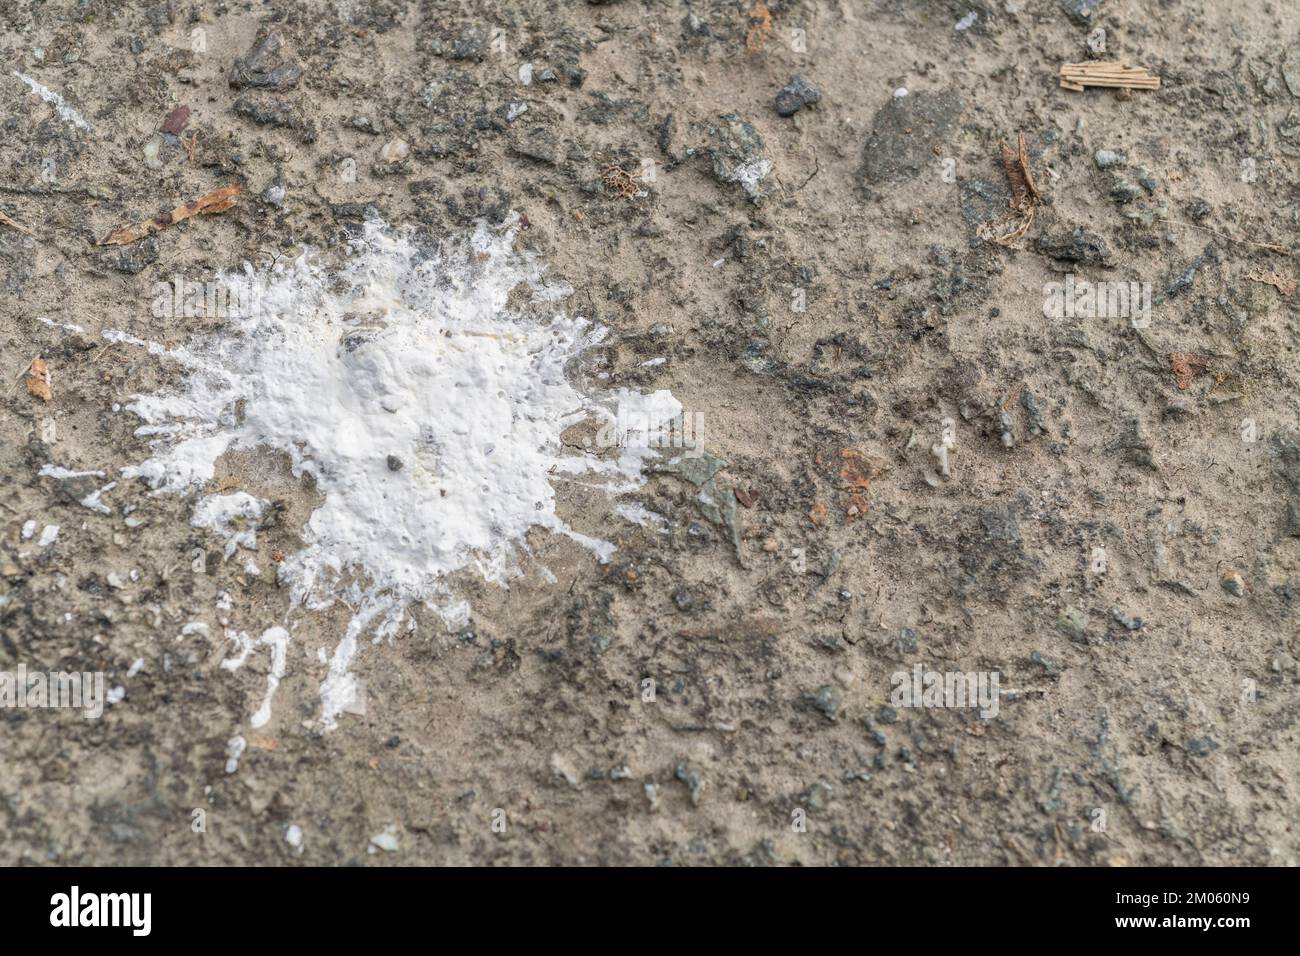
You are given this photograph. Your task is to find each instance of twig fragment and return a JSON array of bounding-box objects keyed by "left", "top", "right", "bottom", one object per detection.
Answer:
[
  {"left": 97, "top": 183, "right": 241, "bottom": 246},
  {"left": 980, "top": 131, "right": 1041, "bottom": 248},
  {"left": 0, "top": 210, "right": 35, "bottom": 236},
  {"left": 1060, "top": 62, "right": 1160, "bottom": 92}
]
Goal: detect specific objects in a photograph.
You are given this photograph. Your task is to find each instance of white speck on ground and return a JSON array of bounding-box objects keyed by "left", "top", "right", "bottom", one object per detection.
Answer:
[
  {"left": 224, "top": 735, "right": 246, "bottom": 774},
  {"left": 368, "top": 823, "right": 400, "bottom": 853}
]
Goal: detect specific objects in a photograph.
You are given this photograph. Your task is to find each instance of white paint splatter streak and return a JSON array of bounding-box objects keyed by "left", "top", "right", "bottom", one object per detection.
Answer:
[
  {"left": 121, "top": 216, "right": 676, "bottom": 728},
  {"left": 13, "top": 72, "right": 92, "bottom": 131}
]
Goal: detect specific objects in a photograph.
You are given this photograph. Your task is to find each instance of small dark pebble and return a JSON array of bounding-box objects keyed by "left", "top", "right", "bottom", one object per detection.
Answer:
[{"left": 775, "top": 75, "right": 821, "bottom": 117}]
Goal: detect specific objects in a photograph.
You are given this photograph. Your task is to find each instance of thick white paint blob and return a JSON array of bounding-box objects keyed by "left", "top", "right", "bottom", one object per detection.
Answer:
[{"left": 122, "top": 216, "right": 675, "bottom": 728}]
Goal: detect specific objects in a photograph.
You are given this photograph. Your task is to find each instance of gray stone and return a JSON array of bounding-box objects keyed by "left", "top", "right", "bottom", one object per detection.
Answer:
[
  {"left": 704, "top": 114, "right": 772, "bottom": 204},
  {"left": 1058, "top": 607, "right": 1089, "bottom": 643},
  {"left": 1094, "top": 148, "right": 1126, "bottom": 169},
  {"left": 1283, "top": 44, "right": 1300, "bottom": 98},
  {"left": 1060, "top": 0, "right": 1103, "bottom": 26},
  {"left": 861, "top": 89, "right": 964, "bottom": 186},
  {"left": 1035, "top": 227, "right": 1113, "bottom": 266},
  {"left": 775, "top": 75, "right": 820, "bottom": 117},
  {"left": 1110, "top": 179, "right": 1144, "bottom": 203},
  {"left": 229, "top": 31, "right": 302, "bottom": 91}
]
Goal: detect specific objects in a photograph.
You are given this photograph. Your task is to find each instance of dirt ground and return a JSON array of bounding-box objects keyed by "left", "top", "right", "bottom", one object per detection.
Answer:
[{"left": 2, "top": 0, "right": 1299, "bottom": 866}]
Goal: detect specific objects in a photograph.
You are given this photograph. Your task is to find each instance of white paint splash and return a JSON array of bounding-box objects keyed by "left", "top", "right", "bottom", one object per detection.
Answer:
[
  {"left": 38, "top": 465, "right": 105, "bottom": 480},
  {"left": 121, "top": 216, "right": 675, "bottom": 728},
  {"left": 221, "top": 625, "right": 289, "bottom": 729},
  {"left": 38, "top": 316, "right": 87, "bottom": 334},
  {"left": 192, "top": 492, "right": 268, "bottom": 559},
  {"left": 13, "top": 72, "right": 92, "bottom": 131}
]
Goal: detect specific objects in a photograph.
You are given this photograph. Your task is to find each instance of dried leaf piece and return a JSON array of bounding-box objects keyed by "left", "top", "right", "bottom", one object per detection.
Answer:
[
  {"left": 1170, "top": 351, "right": 1207, "bottom": 390},
  {"left": 1245, "top": 270, "right": 1298, "bottom": 296},
  {"left": 25, "top": 357, "right": 52, "bottom": 401},
  {"left": 746, "top": 2, "right": 773, "bottom": 52},
  {"left": 839, "top": 448, "right": 879, "bottom": 521},
  {"left": 0, "top": 210, "right": 35, "bottom": 236},
  {"left": 1059, "top": 62, "right": 1160, "bottom": 91},
  {"left": 981, "top": 131, "right": 1041, "bottom": 248},
  {"left": 601, "top": 163, "right": 643, "bottom": 199},
  {"left": 998, "top": 137, "right": 1037, "bottom": 203},
  {"left": 97, "top": 183, "right": 242, "bottom": 246},
  {"left": 734, "top": 487, "right": 760, "bottom": 508}
]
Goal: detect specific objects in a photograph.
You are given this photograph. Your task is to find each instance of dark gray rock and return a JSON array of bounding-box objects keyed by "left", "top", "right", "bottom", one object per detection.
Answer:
[
  {"left": 811, "top": 685, "right": 840, "bottom": 721},
  {"left": 861, "top": 90, "right": 963, "bottom": 186},
  {"left": 450, "top": 26, "right": 484, "bottom": 61},
  {"left": 1108, "top": 418, "right": 1155, "bottom": 470},
  {"left": 109, "top": 236, "right": 159, "bottom": 275},
  {"left": 775, "top": 75, "right": 820, "bottom": 117},
  {"left": 958, "top": 177, "right": 1012, "bottom": 229},
  {"left": 510, "top": 127, "right": 562, "bottom": 166},
  {"left": 1060, "top": 0, "right": 1103, "bottom": 26},
  {"left": 1035, "top": 227, "right": 1113, "bottom": 266},
  {"left": 1167, "top": 246, "right": 1215, "bottom": 296},
  {"left": 1283, "top": 43, "right": 1300, "bottom": 98},
  {"left": 704, "top": 114, "right": 771, "bottom": 204},
  {"left": 1110, "top": 179, "right": 1143, "bottom": 203},
  {"left": 229, "top": 31, "right": 302, "bottom": 91},
  {"left": 232, "top": 97, "right": 316, "bottom": 142},
  {"left": 1272, "top": 430, "right": 1300, "bottom": 536}
]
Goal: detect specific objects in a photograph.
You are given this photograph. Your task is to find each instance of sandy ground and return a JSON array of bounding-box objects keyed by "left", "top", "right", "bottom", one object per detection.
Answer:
[{"left": 1, "top": 0, "right": 1298, "bottom": 865}]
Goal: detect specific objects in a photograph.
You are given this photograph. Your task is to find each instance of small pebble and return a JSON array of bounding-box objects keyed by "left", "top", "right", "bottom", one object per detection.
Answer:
[
  {"left": 774, "top": 75, "right": 821, "bottom": 117},
  {"left": 380, "top": 138, "right": 409, "bottom": 163},
  {"left": 1094, "top": 148, "right": 1126, "bottom": 169}
]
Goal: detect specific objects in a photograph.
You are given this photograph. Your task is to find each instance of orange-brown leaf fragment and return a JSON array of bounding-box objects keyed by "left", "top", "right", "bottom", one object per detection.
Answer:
[
  {"left": 746, "top": 2, "right": 773, "bottom": 51},
  {"left": 983, "top": 131, "right": 1041, "bottom": 247},
  {"left": 25, "top": 357, "right": 52, "bottom": 402},
  {"left": 808, "top": 500, "right": 829, "bottom": 526},
  {"left": 1170, "top": 351, "right": 1207, "bottom": 390},
  {"left": 97, "top": 183, "right": 242, "bottom": 246},
  {"left": 838, "top": 448, "right": 876, "bottom": 491},
  {"left": 839, "top": 448, "right": 879, "bottom": 521},
  {"left": 1245, "top": 270, "right": 1299, "bottom": 296}
]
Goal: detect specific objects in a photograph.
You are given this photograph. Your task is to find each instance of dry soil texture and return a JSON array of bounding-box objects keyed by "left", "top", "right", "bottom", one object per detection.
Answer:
[{"left": 2, "top": 0, "right": 1299, "bottom": 865}]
